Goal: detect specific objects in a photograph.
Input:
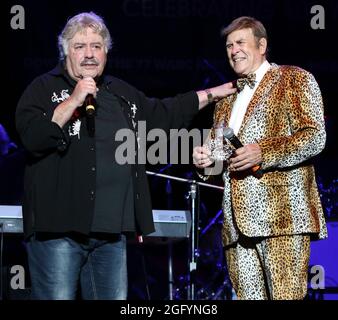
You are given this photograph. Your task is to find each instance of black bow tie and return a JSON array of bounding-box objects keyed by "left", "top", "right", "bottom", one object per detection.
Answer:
[{"left": 236, "top": 73, "right": 256, "bottom": 92}]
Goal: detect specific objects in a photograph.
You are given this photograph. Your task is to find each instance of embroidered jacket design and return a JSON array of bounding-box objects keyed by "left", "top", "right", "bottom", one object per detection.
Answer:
[
  {"left": 51, "top": 89, "right": 70, "bottom": 103},
  {"left": 69, "top": 119, "right": 81, "bottom": 139}
]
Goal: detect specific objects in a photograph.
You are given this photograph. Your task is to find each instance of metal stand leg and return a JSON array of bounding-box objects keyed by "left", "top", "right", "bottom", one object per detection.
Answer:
[
  {"left": 187, "top": 182, "right": 197, "bottom": 300},
  {"left": 168, "top": 241, "right": 174, "bottom": 300}
]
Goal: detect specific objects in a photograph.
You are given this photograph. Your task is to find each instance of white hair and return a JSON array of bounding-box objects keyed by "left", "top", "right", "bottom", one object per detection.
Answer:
[{"left": 58, "top": 12, "right": 112, "bottom": 60}]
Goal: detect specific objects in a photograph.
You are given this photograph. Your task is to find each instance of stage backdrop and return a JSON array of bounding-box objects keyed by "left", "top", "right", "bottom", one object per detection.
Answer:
[{"left": 2, "top": 0, "right": 338, "bottom": 300}]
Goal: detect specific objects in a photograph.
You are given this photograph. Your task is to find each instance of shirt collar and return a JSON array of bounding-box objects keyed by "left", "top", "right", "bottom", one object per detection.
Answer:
[{"left": 253, "top": 60, "right": 271, "bottom": 85}]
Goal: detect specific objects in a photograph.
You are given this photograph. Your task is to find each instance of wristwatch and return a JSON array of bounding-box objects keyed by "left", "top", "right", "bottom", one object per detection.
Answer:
[{"left": 205, "top": 89, "right": 213, "bottom": 104}]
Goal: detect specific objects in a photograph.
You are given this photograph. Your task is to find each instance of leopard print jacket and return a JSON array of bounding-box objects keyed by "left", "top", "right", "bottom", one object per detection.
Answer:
[{"left": 208, "top": 64, "right": 327, "bottom": 246}]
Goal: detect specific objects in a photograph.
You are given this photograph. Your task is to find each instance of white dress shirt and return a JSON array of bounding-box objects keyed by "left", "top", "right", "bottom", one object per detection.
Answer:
[{"left": 229, "top": 60, "right": 271, "bottom": 135}]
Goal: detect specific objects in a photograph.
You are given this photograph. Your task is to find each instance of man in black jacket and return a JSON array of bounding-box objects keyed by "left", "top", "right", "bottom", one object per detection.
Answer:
[{"left": 15, "top": 12, "right": 236, "bottom": 300}]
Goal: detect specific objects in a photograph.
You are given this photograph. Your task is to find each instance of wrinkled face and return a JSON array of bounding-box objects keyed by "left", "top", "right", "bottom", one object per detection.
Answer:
[
  {"left": 66, "top": 27, "right": 107, "bottom": 80},
  {"left": 226, "top": 28, "right": 267, "bottom": 76}
]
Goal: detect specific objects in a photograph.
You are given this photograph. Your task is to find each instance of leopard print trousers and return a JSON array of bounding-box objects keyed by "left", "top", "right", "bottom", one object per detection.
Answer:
[{"left": 225, "top": 234, "right": 310, "bottom": 300}]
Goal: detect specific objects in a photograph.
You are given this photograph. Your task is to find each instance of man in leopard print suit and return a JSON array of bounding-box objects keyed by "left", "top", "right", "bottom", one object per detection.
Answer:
[{"left": 193, "top": 16, "right": 327, "bottom": 300}]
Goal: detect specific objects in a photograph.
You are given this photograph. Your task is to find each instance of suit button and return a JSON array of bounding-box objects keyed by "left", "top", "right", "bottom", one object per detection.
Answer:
[
  {"left": 91, "top": 166, "right": 96, "bottom": 171},
  {"left": 136, "top": 193, "right": 140, "bottom": 200}
]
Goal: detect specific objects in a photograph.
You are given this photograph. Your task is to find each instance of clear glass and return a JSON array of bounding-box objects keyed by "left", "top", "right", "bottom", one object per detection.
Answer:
[{"left": 205, "top": 122, "right": 233, "bottom": 161}]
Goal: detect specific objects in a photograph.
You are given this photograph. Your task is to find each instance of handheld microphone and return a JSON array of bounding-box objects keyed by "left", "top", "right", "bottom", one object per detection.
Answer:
[
  {"left": 85, "top": 94, "right": 96, "bottom": 117},
  {"left": 85, "top": 94, "right": 95, "bottom": 137},
  {"left": 223, "top": 127, "right": 263, "bottom": 178}
]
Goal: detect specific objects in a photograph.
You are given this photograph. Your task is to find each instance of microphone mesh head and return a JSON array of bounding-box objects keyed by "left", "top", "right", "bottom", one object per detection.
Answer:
[{"left": 223, "top": 127, "right": 234, "bottom": 139}]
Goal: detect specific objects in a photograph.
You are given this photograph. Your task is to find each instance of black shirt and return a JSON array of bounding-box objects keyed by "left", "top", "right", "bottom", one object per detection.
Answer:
[
  {"left": 92, "top": 92, "right": 135, "bottom": 233},
  {"left": 16, "top": 62, "right": 199, "bottom": 238}
]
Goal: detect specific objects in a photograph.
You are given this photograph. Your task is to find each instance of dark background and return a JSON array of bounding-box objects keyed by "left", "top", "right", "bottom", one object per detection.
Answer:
[
  {"left": 3, "top": 0, "right": 338, "bottom": 176},
  {"left": 1, "top": 0, "right": 338, "bottom": 300}
]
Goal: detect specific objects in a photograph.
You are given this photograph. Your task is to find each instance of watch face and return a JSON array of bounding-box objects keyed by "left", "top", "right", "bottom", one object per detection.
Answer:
[{"left": 207, "top": 93, "right": 213, "bottom": 103}]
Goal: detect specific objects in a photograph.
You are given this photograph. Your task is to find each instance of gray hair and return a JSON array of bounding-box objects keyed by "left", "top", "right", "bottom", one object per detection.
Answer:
[
  {"left": 58, "top": 12, "right": 113, "bottom": 60},
  {"left": 221, "top": 16, "right": 268, "bottom": 46}
]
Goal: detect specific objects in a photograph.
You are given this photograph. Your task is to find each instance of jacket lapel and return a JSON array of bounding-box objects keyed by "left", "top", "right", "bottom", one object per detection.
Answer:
[
  {"left": 238, "top": 64, "right": 281, "bottom": 137},
  {"left": 214, "top": 92, "right": 237, "bottom": 129}
]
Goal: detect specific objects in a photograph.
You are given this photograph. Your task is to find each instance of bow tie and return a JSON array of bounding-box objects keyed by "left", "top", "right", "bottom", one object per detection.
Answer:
[{"left": 236, "top": 73, "right": 256, "bottom": 92}]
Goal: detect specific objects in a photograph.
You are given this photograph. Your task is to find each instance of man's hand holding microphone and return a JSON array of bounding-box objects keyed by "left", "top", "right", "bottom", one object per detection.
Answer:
[
  {"left": 52, "top": 76, "right": 97, "bottom": 128},
  {"left": 193, "top": 127, "right": 263, "bottom": 178}
]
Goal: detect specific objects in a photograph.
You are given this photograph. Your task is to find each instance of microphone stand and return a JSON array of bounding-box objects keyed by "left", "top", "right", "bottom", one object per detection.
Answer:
[{"left": 146, "top": 170, "right": 223, "bottom": 300}]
